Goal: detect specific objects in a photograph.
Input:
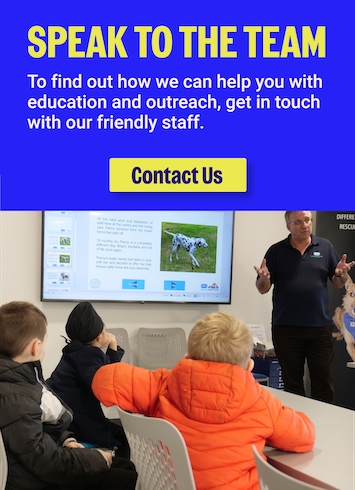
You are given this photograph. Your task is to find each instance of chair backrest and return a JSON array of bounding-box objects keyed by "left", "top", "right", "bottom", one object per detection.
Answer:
[
  {"left": 117, "top": 406, "right": 196, "bottom": 490},
  {"left": 107, "top": 328, "right": 131, "bottom": 363},
  {"left": 252, "top": 445, "right": 328, "bottom": 490},
  {"left": 0, "top": 431, "right": 8, "bottom": 490},
  {"left": 252, "top": 373, "right": 269, "bottom": 386},
  {"left": 137, "top": 327, "right": 187, "bottom": 370}
]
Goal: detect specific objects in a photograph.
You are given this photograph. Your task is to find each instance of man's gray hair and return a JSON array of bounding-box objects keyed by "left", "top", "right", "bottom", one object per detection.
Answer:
[{"left": 284, "top": 211, "right": 312, "bottom": 224}]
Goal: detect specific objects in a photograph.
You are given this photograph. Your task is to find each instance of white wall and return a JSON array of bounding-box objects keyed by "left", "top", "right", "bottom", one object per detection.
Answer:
[{"left": 0, "top": 211, "right": 286, "bottom": 378}]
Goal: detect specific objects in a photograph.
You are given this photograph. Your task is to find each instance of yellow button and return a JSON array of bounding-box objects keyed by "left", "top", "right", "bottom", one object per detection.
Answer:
[{"left": 109, "top": 158, "right": 247, "bottom": 192}]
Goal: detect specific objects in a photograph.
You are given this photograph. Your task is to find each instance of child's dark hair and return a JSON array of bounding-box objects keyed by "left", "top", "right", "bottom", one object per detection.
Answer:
[{"left": 0, "top": 301, "right": 47, "bottom": 359}]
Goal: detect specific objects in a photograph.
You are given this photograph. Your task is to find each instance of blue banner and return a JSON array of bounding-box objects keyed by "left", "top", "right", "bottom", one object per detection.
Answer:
[{"left": 1, "top": 0, "right": 354, "bottom": 210}]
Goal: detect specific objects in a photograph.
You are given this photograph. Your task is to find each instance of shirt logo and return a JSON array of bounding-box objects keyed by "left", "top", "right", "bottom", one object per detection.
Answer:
[{"left": 311, "top": 251, "right": 323, "bottom": 258}]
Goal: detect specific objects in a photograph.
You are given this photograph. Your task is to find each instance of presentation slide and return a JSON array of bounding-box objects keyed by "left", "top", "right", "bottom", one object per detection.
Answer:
[
  {"left": 1, "top": 0, "right": 354, "bottom": 212},
  {"left": 42, "top": 211, "right": 234, "bottom": 303}
]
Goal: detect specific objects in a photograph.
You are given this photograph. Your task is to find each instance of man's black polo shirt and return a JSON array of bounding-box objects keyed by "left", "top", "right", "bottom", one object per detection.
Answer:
[{"left": 265, "top": 234, "right": 339, "bottom": 327}]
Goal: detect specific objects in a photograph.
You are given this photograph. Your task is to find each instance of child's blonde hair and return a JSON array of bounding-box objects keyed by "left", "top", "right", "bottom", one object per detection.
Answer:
[{"left": 187, "top": 312, "right": 253, "bottom": 368}]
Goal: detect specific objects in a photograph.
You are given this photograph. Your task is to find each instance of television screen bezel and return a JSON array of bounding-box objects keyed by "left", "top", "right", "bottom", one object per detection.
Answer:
[{"left": 41, "top": 211, "right": 235, "bottom": 305}]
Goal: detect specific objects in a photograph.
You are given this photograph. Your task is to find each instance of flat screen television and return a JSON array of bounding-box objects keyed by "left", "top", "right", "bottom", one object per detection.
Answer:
[{"left": 41, "top": 210, "right": 234, "bottom": 304}]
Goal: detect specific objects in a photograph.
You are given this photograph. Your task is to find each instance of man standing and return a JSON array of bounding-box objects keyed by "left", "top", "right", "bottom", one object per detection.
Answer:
[{"left": 254, "top": 211, "right": 354, "bottom": 403}]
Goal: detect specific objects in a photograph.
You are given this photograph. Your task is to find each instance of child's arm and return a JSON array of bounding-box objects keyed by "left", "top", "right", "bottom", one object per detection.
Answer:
[
  {"left": 92, "top": 362, "right": 168, "bottom": 415},
  {"left": 263, "top": 391, "right": 315, "bottom": 452},
  {"left": 107, "top": 332, "right": 118, "bottom": 350},
  {"left": 104, "top": 333, "right": 125, "bottom": 362},
  {"left": 76, "top": 346, "right": 123, "bottom": 390},
  {"left": 3, "top": 397, "right": 110, "bottom": 486}
]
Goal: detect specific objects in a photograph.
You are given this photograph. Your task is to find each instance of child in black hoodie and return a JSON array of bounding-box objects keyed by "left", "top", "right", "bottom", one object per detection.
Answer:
[{"left": 47, "top": 301, "right": 129, "bottom": 456}]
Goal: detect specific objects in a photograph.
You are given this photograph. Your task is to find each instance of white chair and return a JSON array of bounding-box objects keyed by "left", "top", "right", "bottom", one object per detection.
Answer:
[
  {"left": 252, "top": 445, "right": 331, "bottom": 490},
  {"left": 0, "top": 431, "right": 8, "bottom": 490},
  {"left": 252, "top": 372, "right": 270, "bottom": 386},
  {"left": 137, "top": 327, "right": 187, "bottom": 370},
  {"left": 107, "top": 328, "right": 131, "bottom": 363},
  {"left": 117, "top": 406, "right": 196, "bottom": 490}
]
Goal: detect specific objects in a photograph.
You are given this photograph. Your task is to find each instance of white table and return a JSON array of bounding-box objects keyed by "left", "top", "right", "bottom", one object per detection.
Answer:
[{"left": 263, "top": 387, "right": 355, "bottom": 490}]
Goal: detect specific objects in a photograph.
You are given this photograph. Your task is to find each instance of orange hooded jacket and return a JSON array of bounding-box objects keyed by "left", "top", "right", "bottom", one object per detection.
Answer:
[{"left": 92, "top": 359, "right": 315, "bottom": 490}]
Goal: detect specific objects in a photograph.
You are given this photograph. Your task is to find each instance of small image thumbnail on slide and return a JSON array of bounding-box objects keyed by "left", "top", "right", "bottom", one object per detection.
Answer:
[
  {"left": 59, "top": 271, "right": 70, "bottom": 282},
  {"left": 60, "top": 236, "right": 71, "bottom": 246},
  {"left": 161, "top": 222, "right": 217, "bottom": 273},
  {"left": 59, "top": 254, "right": 71, "bottom": 264}
]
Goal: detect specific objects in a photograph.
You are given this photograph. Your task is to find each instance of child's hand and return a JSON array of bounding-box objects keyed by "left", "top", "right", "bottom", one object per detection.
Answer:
[
  {"left": 96, "top": 449, "right": 113, "bottom": 467},
  {"left": 66, "top": 441, "right": 85, "bottom": 448},
  {"left": 106, "top": 332, "right": 117, "bottom": 350},
  {"left": 63, "top": 437, "right": 85, "bottom": 448}
]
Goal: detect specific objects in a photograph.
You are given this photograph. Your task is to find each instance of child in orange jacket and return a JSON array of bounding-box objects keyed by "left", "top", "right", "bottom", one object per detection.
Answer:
[{"left": 92, "top": 312, "right": 315, "bottom": 490}]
